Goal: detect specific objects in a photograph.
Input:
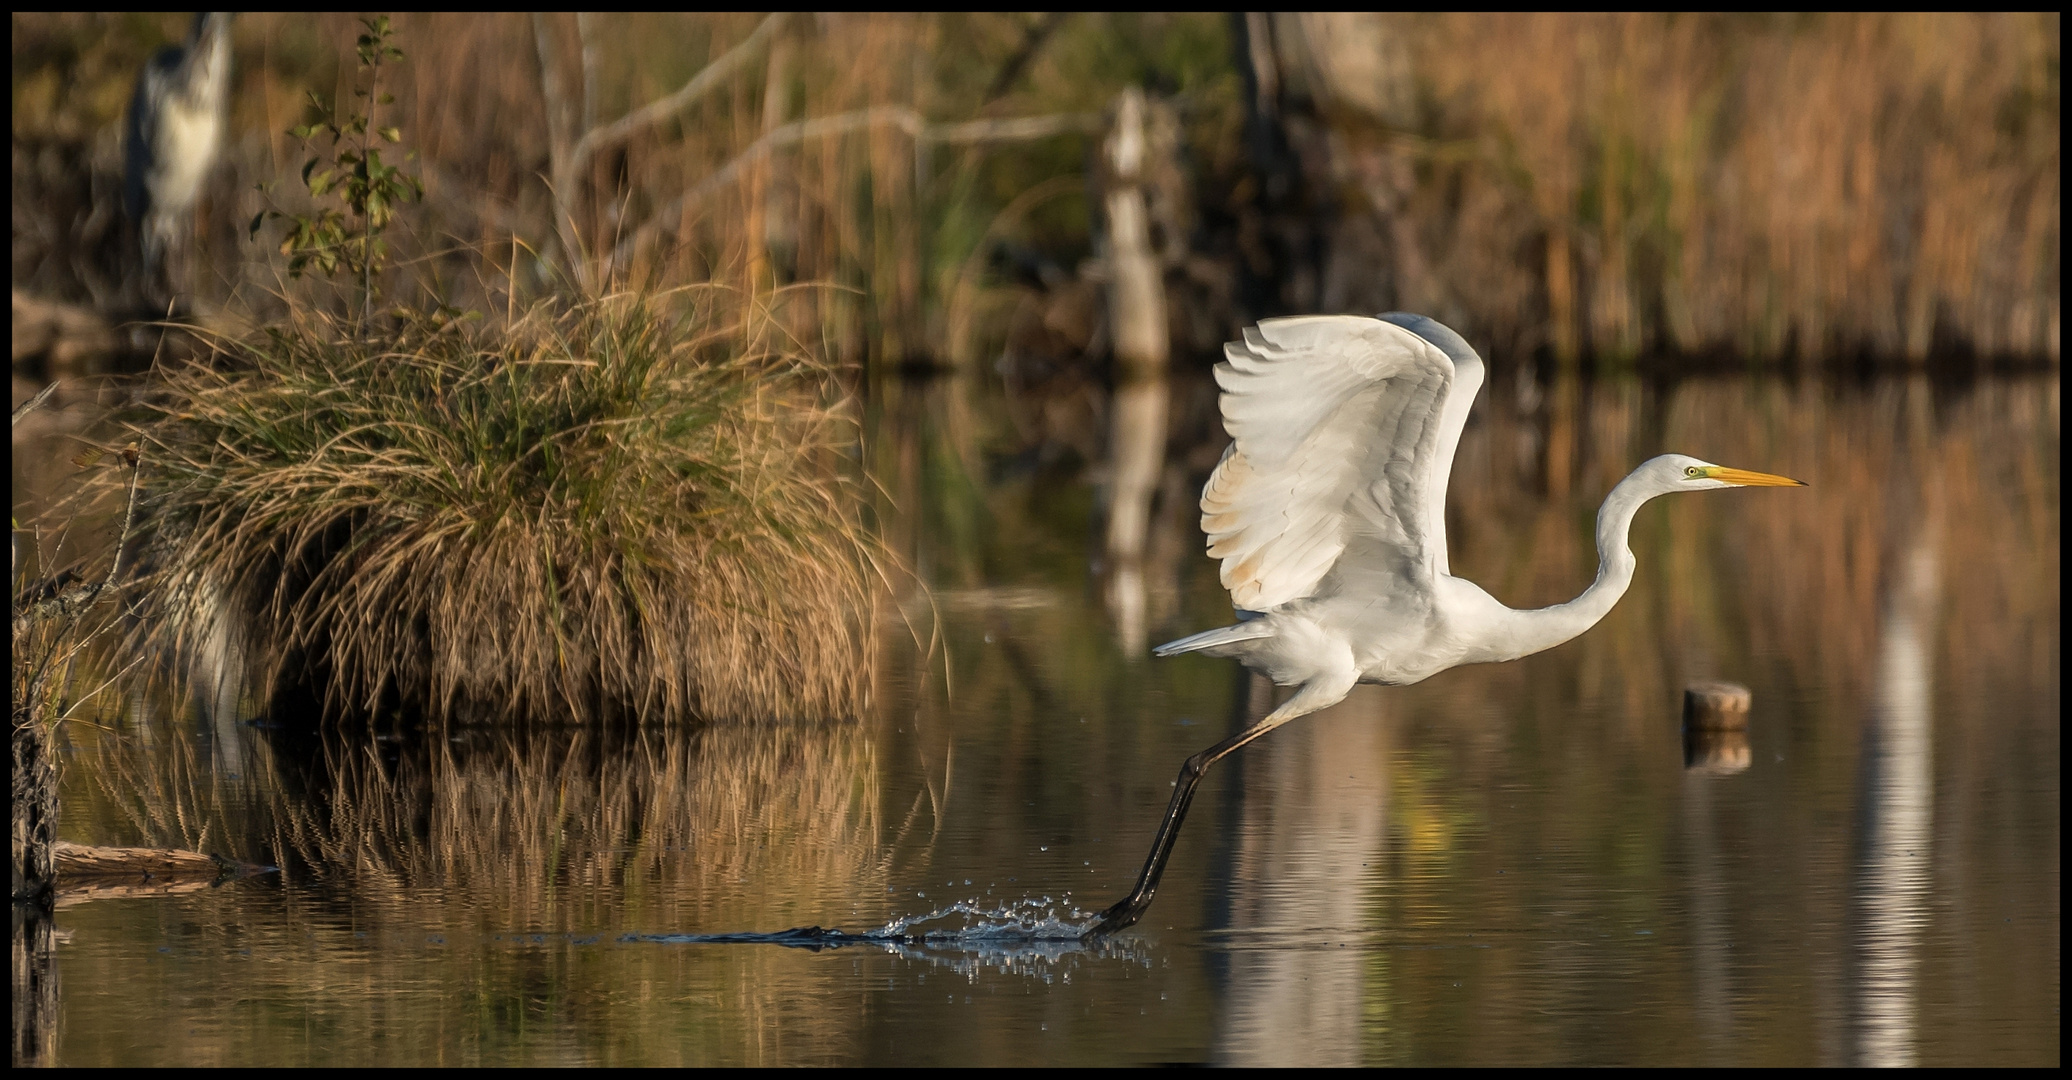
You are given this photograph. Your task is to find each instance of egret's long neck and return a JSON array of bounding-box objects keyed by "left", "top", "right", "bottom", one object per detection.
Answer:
[{"left": 1499, "top": 470, "right": 1657, "bottom": 659}]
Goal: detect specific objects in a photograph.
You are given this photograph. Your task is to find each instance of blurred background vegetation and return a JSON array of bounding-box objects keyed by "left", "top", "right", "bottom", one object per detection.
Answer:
[
  {"left": 12, "top": 11, "right": 2060, "bottom": 377},
  {"left": 10, "top": 16, "right": 2058, "bottom": 1065}
]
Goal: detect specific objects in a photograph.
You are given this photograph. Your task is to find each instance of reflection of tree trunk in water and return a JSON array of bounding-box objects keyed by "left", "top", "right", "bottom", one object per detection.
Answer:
[
  {"left": 1848, "top": 392, "right": 1941, "bottom": 1067},
  {"left": 1214, "top": 685, "right": 1389, "bottom": 1067},
  {"left": 11, "top": 720, "right": 60, "bottom": 1064},
  {"left": 1104, "top": 376, "right": 1167, "bottom": 655},
  {"left": 10, "top": 903, "right": 59, "bottom": 1066}
]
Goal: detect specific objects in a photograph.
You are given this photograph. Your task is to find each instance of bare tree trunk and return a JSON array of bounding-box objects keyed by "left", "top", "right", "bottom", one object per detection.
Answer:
[
  {"left": 1103, "top": 88, "right": 1169, "bottom": 378},
  {"left": 534, "top": 13, "right": 587, "bottom": 291},
  {"left": 10, "top": 719, "right": 57, "bottom": 908}
]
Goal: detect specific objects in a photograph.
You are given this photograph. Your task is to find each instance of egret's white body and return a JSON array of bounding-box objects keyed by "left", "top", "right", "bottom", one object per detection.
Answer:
[
  {"left": 1152, "top": 312, "right": 1801, "bottom": 722},
  {"left": 1087, "top": 312, "right": 1803, "bottom": 936}
]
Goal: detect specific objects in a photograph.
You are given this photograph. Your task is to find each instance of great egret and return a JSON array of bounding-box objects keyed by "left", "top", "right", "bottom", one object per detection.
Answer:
[{"left": 1084, "top": 313, "right": 1803, "bottom": 936}]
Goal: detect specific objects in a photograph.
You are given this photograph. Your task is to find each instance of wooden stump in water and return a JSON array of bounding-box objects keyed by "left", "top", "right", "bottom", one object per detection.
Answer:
[
  {"left": 1683, "top": 682, "right": 1752, "bottom": 774},
  {"left": 1683, "top": 681, "right": 1752, "bottom": 731}
]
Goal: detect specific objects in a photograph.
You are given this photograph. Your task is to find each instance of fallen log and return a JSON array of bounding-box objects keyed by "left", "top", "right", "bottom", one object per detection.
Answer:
[{"left": 52, "top": 840, "right": 272, "bottom": 885}]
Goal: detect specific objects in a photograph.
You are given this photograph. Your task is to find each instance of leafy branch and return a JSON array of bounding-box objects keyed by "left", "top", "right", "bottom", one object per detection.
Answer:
[{"left": 252, "top": 15, "right": 423, "bottom": 320}]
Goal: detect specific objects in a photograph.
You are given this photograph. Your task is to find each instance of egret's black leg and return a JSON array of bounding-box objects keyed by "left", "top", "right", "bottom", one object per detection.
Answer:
[{"left": 1082, "top": 713, "right": 1295, "bottom": 937}]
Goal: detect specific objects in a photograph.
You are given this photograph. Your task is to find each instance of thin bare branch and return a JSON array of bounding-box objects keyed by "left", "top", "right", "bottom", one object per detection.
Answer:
[
  {"left": 569, "top": 13, "right": 793, "bottom": 176},
  {"left": 612, "top": 107, "right": 1100, "bottom": 273},
  {"left": 13, "top": 380, "right": 60, "bottom": 429}
]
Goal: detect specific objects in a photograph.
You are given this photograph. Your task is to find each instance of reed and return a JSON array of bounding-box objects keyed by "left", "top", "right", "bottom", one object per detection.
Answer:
[
  {"left": 127, "top": 290, "right": 876, "bottom": 724},
  {"left": 1304, "top": 12, "right": 2060, "bottom": 365}
]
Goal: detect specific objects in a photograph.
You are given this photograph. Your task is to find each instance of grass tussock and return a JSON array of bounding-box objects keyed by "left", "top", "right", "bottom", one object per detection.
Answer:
[{"left": 130, "top": 290, "right": 877, "bottom": 724}]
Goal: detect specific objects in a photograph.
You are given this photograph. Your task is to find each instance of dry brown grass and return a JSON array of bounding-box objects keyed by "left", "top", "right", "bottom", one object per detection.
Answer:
[
  {"left": 125, "top": 289, "right": 877, "bottom": 725},
  {"left": 16, "top": 14, "right": 2051, "bottom": 367},
  {"left": 1312, "top": 12, "right": 2060, "bottom": 365}
]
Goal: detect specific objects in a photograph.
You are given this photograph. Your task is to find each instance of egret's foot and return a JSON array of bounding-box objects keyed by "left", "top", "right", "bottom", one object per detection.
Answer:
[{"left": 1082, "top": 896, "right": 1148, "bottom": 939}]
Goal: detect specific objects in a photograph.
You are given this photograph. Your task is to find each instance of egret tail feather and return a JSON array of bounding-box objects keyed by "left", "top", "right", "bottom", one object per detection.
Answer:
[{"left": 1151, "top": 621, "right": 1275, "bottom": 658}]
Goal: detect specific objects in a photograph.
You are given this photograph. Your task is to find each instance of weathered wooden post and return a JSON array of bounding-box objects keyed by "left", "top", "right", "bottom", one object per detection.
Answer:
[{"left": 1683, "top": 681, "right": 1751, "bottom": 774}]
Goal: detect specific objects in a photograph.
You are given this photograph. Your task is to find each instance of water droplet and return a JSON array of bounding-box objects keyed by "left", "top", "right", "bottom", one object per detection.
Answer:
[{"left": 1039, "top": 846, "right": 1047, "bottom": 852}]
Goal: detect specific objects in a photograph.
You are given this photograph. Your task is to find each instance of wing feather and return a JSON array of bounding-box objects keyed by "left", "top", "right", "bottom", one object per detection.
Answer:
[{"left": 1201, "top": 314, "right": 1475, "bottom": 611}]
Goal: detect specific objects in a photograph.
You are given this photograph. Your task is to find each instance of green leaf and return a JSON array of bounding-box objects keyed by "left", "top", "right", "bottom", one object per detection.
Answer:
[
  {"left": 379, "top": 126, "right": 401, "bottom": 143},
  {"left": 377, "top": 92, "right": 395, "bottom": 105}
]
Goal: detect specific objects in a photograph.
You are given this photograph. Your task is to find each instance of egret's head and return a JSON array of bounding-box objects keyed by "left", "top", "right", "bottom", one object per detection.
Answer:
[{"left": 1644, "top": 454, "right": 1806, "bottom": 493}]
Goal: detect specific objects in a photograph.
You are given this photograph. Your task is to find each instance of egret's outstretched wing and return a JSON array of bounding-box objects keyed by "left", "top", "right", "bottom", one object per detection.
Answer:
[
  {"left": 1202, "top": 314, "right": 1479, "bottom": 611},
  {"left": 1376, "top": 312, "right": 1485, "bottom": 578}
]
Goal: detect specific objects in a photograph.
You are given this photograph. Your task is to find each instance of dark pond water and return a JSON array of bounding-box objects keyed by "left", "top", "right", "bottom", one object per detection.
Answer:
[{"left": 18, "top": 368, "right": 2060, "bottom": 1066}]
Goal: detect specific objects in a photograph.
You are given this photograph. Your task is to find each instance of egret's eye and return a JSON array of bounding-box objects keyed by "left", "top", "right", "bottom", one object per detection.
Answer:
[{"left": 1684, "top": 466, "right": 1705, "bottom": 478}]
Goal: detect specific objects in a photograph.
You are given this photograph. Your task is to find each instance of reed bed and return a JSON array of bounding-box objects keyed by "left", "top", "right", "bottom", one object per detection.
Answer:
[
  {"left": 127, "top": 291, "right": 876, "bottom": 724},
  {"left": 15, "top": 13, "right": 2054, "bottom": 368},
  {"left": 1293, "top": 12, "right": 2060, "bottom": 365}
]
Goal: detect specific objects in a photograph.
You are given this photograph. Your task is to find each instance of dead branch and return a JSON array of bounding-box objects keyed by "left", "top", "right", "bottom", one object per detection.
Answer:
[{"left": 611, "top": 106, "right": 1100, "bottom": 274}]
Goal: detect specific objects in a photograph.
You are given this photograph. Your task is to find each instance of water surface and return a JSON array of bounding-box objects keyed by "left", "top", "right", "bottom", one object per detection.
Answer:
[{"left": 24, "top": 370, "right": 2060, "bottom": 1066}]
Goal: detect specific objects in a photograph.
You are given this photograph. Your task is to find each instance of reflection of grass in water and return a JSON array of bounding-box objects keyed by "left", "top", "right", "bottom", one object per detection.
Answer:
[
  {"left": 75, "top": 716, "right": 887, "bottom": 931},
  {"left": 127, "top": 290, "right": 875, "bottom": 724},
  {"left": 61, "top": 714, "right": 891, "bottom": 1065},
  {"left": 284, "top": 723, "right": 886, "bottom": 929}
]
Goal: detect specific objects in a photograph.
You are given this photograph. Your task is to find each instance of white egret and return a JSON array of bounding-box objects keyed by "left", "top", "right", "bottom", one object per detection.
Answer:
[{"left": 1085, "top": 312, "right": 1803, "bottom": 936}]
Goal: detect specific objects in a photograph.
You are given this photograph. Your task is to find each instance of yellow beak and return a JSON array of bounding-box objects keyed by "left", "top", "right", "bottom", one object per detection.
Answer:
[{"left": 1708, "top": 466, "right": 1807, "bottom": 487}]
